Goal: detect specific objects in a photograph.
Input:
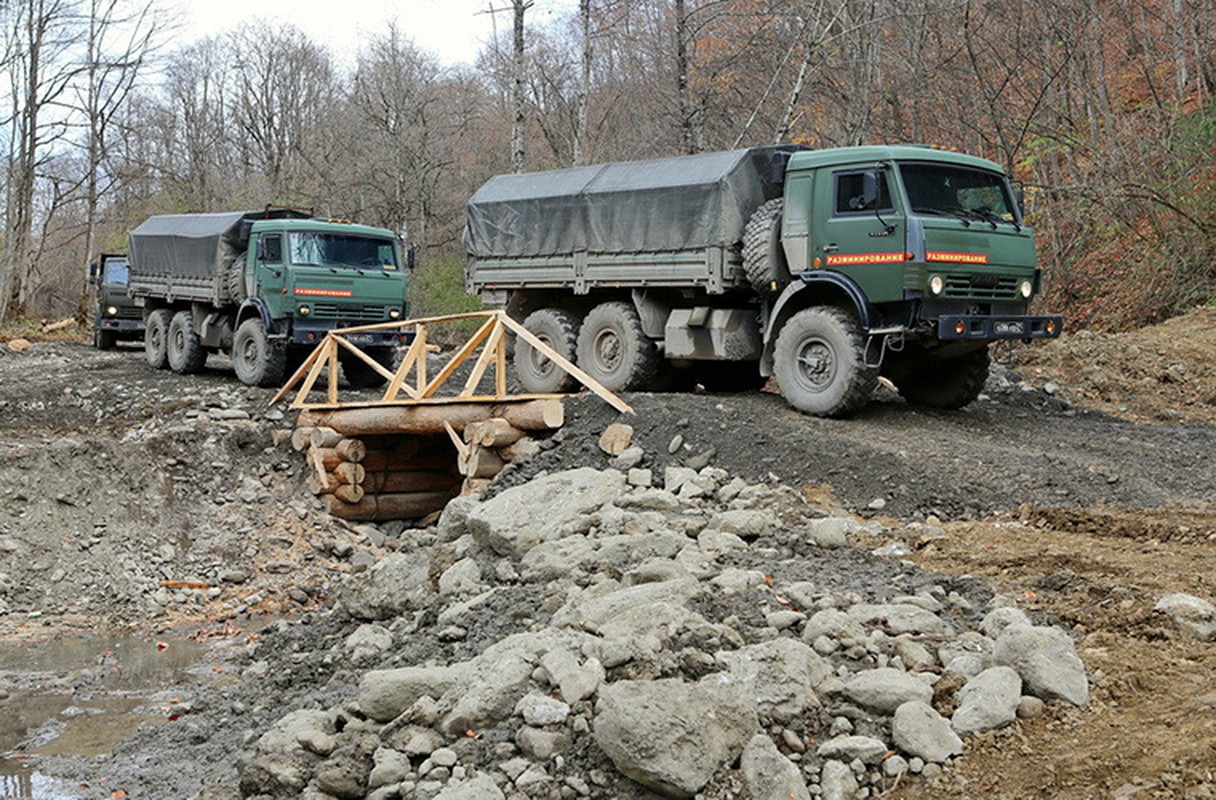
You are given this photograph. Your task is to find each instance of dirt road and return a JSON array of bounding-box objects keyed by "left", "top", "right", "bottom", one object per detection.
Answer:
[{"left": 0, "top": 331, "right": 1213, "bottom": 798}]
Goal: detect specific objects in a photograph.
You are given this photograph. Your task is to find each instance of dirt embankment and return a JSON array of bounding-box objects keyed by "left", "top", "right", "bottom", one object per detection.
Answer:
[{"left": 0, "top": 309, "right": 1213, "bottom": 799}]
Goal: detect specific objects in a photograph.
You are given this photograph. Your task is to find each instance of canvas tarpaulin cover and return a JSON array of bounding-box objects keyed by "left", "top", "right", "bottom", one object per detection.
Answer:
[
  {"left": 129, "top": 209, "right": 309, "bottom": 278},
  {"left": 465, "top": 146, "right": 800, "bottom": 259}
]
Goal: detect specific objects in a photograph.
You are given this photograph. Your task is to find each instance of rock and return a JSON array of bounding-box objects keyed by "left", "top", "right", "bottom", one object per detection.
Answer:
[
  {"left": 515, "top": 691, "right": 571, "bottom": 726},
  {"left": 540, "top": 648, "right": 604, "bottom": 704},
  {"left": 436, "top": 494, "right": 480, "bottom": 543},
  {"left": 385, "top": 725, "right": 444, "bottom": 756},
  {"left": 847, "top": 603, "right": 955, "bottom": 637},
  {"left": 516, "top": 726, "right": 569, "bottom": 760},
  {"left": 552, "top": 578, "right": 701, "bottom": 663},
  {"left": 937, "top": 631, "right": 994, "bottom": 669},
  {"left": 1155, "top": 593, "right": 1216, "bottom": 641},
  {"left": 740, "top": 734, "right": 811, "bottom": 800},
  {"left": 704, "top": 509, "right": 778, "bottom": 540},
  {"left": 358, "top": 665, "right": 469, "bottom": 722},
  {"left": 368, "top": 747, "right": 412, "bottom": 789},
  {"left": 466, "top": 468, "right": 627, "bottom": 556},
  {"left": 599, "top": 422, "right": 634, "bottom": 455},
  {"left": 684, "top": 448, "right": 716, "bottom": 471},
  {"left": 893, "top": 637, "right": 938, "bottom": 671},
  {"left": 802, "top": 608, "right": 867, "bottom": 644},
  {"left": 341, "top": 549, "right": 434, "bottom": 620},
  {"left": 611, "top": 446, "right": 645, "bottom": 471},
  {"left": 842, "top": 668, "right": 933, "bottom": 714},
  {"left": 344, "top": 623, "right": 393, "bottom": 665},
  {"left": 1017, "top": 695, "right": 1046, "bottom": 719},
  {"left": 238, "top": 709, "right": 331, "bottom": 796},
  {"left": 819, "top": 760, "right": 859, "bottom": 800},
  {"left": 433, "top": 775, "right": 506, "bottom": 800},
  {"left": 992, "top": 625, "right": 1089, "bottom": 706},
  {"left": 951, "top": 666, "right": 1022, "bottom": 736},
  {"left": 892, "top": 701, "right": 964, "bottom": 763},
  {"left": 807, "top": 517, "right": 850, "bottom": 548},
  {"left": 667, "top": 434, "right": 684, "bottom": 455},
  {"left": 816, "top": 735, "right": 889, "bottom": 765},
  {"left": 438, "top": 558, "right": 484, "bottom": 596},
  {"left": 431, "top": 748, "right": 458, "bottom": 767},
  {"left": 627, "top": 468, "right": 652, "bottom": 487},
  {"left": 314, "top": 763, "right": 365, "bottom": 799},
  {"left": 981, "top": 606, "right": 1032, "bottom": 638},
  {"left": 716, "top": 637, "right": 831, "bottom": 721},
  {"left": 593, "top": 673, "right": 759, "bottom": 797},
  {"left": 883, "top": 754, "right": 909, "bottom": 777}
]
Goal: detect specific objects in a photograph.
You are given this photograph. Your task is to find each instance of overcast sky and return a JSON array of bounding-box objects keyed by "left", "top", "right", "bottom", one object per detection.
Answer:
[{"left": 170, "top": 0, "right": 579, "bottom": 68}]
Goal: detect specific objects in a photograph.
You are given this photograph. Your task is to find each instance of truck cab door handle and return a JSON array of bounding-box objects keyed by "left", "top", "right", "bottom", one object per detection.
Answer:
[{"left": 823, "top": 243, "right": 839, "bottom": 253}]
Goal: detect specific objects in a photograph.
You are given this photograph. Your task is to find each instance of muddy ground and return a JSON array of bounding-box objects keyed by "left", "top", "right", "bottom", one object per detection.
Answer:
[{"left": 0, "top": 313, "right": 1214, "bottom": 799}]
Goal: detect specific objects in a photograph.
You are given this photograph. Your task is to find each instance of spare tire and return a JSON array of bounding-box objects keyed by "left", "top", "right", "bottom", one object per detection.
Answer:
[
  {"left": 225, "top": 252, "right": 248, "bottom": 303},
  {"left": 742, "top": 198, "right": 789, "bottom": 293}
]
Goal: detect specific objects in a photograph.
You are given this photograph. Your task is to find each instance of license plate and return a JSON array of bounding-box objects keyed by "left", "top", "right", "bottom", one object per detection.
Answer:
[
  {"left": 345, "top": 333, "right": 377, "bottom": 345},
  {"left": 994, "top": 321, "right": 1025, "bottom": 335}
]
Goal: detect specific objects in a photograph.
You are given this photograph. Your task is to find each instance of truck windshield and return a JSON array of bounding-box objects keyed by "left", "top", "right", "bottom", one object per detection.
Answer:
[
  {"left": 288, "top": 232, "right": 399, "bottom": 270},
  {"left": 899, "top": 162, "right": 1018, "bottom": 224},
  {"left": 102, "top": 259, "right": 129, "bottom": 285}
]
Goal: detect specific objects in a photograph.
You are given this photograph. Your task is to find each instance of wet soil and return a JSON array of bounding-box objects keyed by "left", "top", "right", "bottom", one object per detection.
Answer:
[{"left": 1, "top": 313, "right": 1215, "bottom": 798}]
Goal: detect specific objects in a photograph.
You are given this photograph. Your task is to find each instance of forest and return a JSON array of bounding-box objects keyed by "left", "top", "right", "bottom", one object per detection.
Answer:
[{"left": 2, "top": 0, "right": 1214, "bottom": 332}]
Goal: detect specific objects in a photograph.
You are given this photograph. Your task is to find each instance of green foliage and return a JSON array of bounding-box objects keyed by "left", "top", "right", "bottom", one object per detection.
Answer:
[{"left": 408, "top": 252, "right": 487, "bottom": 344}]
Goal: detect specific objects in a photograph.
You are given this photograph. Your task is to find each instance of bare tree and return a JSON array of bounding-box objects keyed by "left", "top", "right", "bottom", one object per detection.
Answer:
[{"left": 511, "top": 0, "right": 533, "bottom": 171}]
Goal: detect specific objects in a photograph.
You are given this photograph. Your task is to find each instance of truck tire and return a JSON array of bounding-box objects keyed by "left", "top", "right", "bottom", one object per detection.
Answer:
[
  {"left": 773, "top": 306, "right": 876, "bottom": 417},
  {"left": 576, "top": 301, "right": 660, "bottom": 393},
  {"left": 341, "top": 346, "right": 399, "bottom": 389},
  {"left": 144, "top": 309, "right": 173, "bottom": 369},
  {"left": 515, "top": 308, "right": 580, "bottom": 393},
  {"left": 225, "top": 253, "right": 248, "bottom": 303},
  {"left": 894, "top": 346, "right": 990, "bottom": 410},
  {"left": 232, "top": 318, "right": 287, "bottom": 388},
  {"left": 167, "top": 310, "right": 208, "bottom": 374},
  {"left": 742, "top": 198, "right": 788, "bottom": 293},
  {"left": 95, "top": 328, "right": 116, "bottom": 351}
]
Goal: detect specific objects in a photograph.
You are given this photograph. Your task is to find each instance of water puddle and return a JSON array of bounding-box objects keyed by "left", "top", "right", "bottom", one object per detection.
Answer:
[{"left": 0, "top": 627, "right": 244, "bottom": 799}]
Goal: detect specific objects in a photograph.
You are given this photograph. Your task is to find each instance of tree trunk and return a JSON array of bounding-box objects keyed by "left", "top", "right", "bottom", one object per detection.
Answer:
[
  {"left": 511, "top": 0, "right": 531, "bottom": 173},
  {"left": 573, "top": 0, "right": 591, "bottom": 165}
]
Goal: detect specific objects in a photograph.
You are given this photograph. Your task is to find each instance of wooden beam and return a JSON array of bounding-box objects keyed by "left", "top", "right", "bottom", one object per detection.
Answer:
[
  {"left": 335, "top": 335, "right": 395, "bottom": 381},
  {"left": 459, "top": 324, "right": 504, "bottom": 398},
  {"left": 297, "top": 398, "right": 564, "bottom": 436},
  {"left": 271, "top": 341, "right": 325, "bottom": 405},
  {"left": 498, "top": 314, "right": 633, "bottom": 414},
  {"left": 384, "top": 334, "right": 425, "bottom": 402},
  {"left": 420, "top": 316, "right": 496, "bottom": 399},
  {"left": 326, "top": 338, "right": 339, "bottom": 405}
]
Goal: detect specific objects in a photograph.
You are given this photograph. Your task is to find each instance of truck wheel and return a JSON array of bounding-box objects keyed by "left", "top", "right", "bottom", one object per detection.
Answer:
[
  {"left": 167, "top": 310, "right": 207, "bottom": 374},
  {"left": 894, "top": 346, "right": 990, "bottom": 410},
  {"left": 95, "top": 328, "right": 116, "bottom": 351},
  {"left": 342, "top": 346, "right": 399, "bottom": 389},
  {"left": 144, "top": 309, "right": 173, "bottom": 369},
  {"left": 576, "top": 301, "right": 660, "bottom": 393},
  {"left": 515, "top": 308, "right": 580, "bottom": 393},
  {"left": 773, "top": 306, "right": 876, "bottom": 417},
  {"left": 232, "top": 318, "right": 287, "bottom": 388},
  {"left": 742, "top": 198, "right": 789, "bottom": 293}
]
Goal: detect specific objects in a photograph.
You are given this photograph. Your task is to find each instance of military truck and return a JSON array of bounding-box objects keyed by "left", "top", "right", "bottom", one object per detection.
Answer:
[
  {"left": 128, "top": 208, "right": 410, "bottom": 387},
  {"left": 465, "top": 145, "right": 1061, "bottom": 416},
  {"left": 87, "top": 253, "right": 144, "bottom": 349}
]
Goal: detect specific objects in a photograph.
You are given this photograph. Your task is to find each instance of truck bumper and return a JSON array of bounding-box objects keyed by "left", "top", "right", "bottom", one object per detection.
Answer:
[
  {"left": 937, "top": 315, "right": 1063, "bottom": 341},
  {"left": 98, "top": 318, "right": 145, "bottom": 334},
  {"left": 288, "top": 321, "right": 413, "bottom": 347}
]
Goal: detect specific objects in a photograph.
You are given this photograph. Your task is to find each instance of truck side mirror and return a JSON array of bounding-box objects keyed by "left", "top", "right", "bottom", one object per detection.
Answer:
[
  {"left": 861, "top": 170, "right": 881, "bottom": 210},
  {"left": 87, "top": 261, "right": 99, "bottom": 285},
  {"left": 1012, "top": 181, "right": 1027, "bottom": 217},
  {"left": 406, "top": 246, "right": 417, "bottom": 271}
]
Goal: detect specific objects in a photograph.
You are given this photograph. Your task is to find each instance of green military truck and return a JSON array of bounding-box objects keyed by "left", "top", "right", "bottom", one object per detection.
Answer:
[
  {"left": 128, "top": 209, "right": 410, "bottom": 387},
  {"left": 87, "top": 253, "right": 144, "bottom": 349},
  {"left": 465, "top": 145, "right": 1061, "bottom": 416}
]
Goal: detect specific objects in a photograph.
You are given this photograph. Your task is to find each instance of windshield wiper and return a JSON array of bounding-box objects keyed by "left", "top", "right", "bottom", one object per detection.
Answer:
[
  {"left": 971, "top": 207, "right": 1021, "bottom": 232},
  {"left": 912, "top": 206, "right": 971, "bottom": 227}
]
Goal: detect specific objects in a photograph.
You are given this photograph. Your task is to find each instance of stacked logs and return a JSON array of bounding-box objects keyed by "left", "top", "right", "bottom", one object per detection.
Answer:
[{"left": 293, "top": 398, "right": 564, "bottom": 522}]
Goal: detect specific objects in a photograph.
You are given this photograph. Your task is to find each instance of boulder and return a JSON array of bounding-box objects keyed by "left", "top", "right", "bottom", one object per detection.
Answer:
[
  {"left": 847, "top": 603, "right": 955, "bottom": 637},
  {"left": 740, "top": 734, "right": 811, "bottom": 800},
  {"left": 952, "top": 666, "right": 1022, "bottom": 736},
  {"left": 1155, "top": 593, "right": 1216, "bottom": 641},
  {"left": 341, "top": 549, "right": 434, "bottom": 620},
  {"left": 716, "top": 637, "right": 831, "bottom": 721},
  {"left": 802, "top": 609, "right": 867, "bottom": 645},
  {"left": 515, "top": 691, "right": 571, "bottom": 726},
  {"left": 892, "top": 701, "right": 964, "bottom": 763},
  {"left": 438, "top": 558, "right": 484, "bottom": 596},
  {"left": 980, "top": 606, "right": 1031, "bottom": 638},
  {"left": 433, "top": 775, "right": 506, "bottom": 800},
  {"left": 704, "top": 509, "right": 779, "bottom": 540},
  {"left": 819, "top": 760, "right": 859, "bottom": 800},
  {"left": 593, "top": 674, "right": 758, "bottom": 797},
  {"left": 842, "top": 667, "right": 933, "bottom": 714},
  {"left": 465, "top": 468, "right": 627, "bottom": 556},
  {"left": 992, "top": 625, "right": 1089, "bottom": 706},
  {"left": 238, "top": 709, "right": 331, "bottom": 796},
  {"left": 343, "top": 624, "right": 393, "bottom": 665},
  {"left": 540, "top": 648, "right": 605, "bottom": 704},
  {"left": 358, "top": 665, "right": 469, "bottom": 723},
  {"left": 816, "top": 735, "right": 889, "bottom": 765}
]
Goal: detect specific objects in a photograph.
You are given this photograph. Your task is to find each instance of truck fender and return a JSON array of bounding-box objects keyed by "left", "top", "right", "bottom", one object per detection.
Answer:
[
  {"left": 760, "top": 272, "right": 874, "bottom": 375},
  {"left": 236, "top": 298, "right": 276, "bottom": 334}
]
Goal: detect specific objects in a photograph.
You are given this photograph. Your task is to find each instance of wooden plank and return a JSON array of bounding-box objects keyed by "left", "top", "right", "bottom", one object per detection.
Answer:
[
  {"left": 271, "top": 340, "right": 325, "bottom": 405},
  {"left": 293, "top": 340, "right": 330, "bottom": 407},
  {"left": 495, "top": 322, "right": 507, "bottom": 397},
  {"left": 309, "top": 447, "right": 332, "bottom": 492},
  {"left": 498, "top": 314, "right": 634, "bottom": 414},
  {"left": 335, "top": 335, "right": 396, "bottom": 381},
  {"left": 385, "top": 334, "right": 425, "bottom": 402},
  {"left": 327, "top": 338, "right": 339, "bottom": 405},
  {"left": 459, "top": 324, "right": 504, "bottom": 398},
  {"left": 420, "top": 316, "right": 496, "bottom": 399},
  {"left": 443, "top": 421, "right": 470, "bottom": 461},
  {"left": 415, "top": 325, "right": 428, "bottom": 389}
]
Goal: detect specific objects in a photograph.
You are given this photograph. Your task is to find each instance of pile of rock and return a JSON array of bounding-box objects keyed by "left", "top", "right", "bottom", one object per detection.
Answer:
[{"left": 237, "top": 456, "right": 1090, "bottom": 800}]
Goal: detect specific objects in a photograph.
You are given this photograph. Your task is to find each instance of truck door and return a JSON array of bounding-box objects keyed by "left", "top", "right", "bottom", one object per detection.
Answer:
[
  {"left": 255, "top": 233, "right": 285, "bottom": 297},
  {"left": 812, "top": 166, "right": 906, "bottom": 305}
]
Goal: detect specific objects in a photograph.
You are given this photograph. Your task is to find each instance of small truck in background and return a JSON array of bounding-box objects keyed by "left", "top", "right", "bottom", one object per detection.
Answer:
[
  {"left": 127, "top": 208, "right": 410, "bottom": 387},
  {"left": 87, "top": 252, "right": 144, "bottom": 349},
  {"left": 465, "top": 145, "right": 1062, "bottom": 416}
]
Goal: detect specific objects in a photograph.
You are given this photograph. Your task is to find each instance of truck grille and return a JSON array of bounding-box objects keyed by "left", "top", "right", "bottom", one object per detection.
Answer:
[
  {"left": 944, "top": 275, "right": 1020, "bottom": 301},
  {"left": 114, "top": 307, "right": 143, "bottom": 320},
  {"left": 309, "top": 303, "right": 389, "bottom": 322}
]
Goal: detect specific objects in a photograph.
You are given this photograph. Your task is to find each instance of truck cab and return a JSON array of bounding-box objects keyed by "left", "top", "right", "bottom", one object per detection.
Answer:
[{"left": 87, "top": 253, "right": 144, "bottom": 350}]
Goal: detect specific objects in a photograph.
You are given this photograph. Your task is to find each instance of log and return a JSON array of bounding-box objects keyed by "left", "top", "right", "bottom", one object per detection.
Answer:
[
  {"left": 314, "top": 442, "right": 368, "bottom": 469},
  {"left": 307, "top": 465, "right": 365, "bottom": 494},
  {"left": 335, "top": 438, "right": 367, "bottom": 461},
  {"left": 310, "top": 427, "right": 344, "bottom": 448},
  {"left": 465, "top": 418, "right": 524, "bottom": 448},
  {"left": 498, "top": 437, "right": 540, "bottom": 462},
  {"left": 360, "top": 449, "right": 458, "bottom": 473},
  {"left": 333, "top": 484, "right": 364, "bottom": 504},
  {"left": 41, "top": 317, "right": 76, "bottom": 333},
  {"left": 271, "top": 429, "right": 294, "bottom": 448},
  {"left": 291, "top": 427, "right": 315, "bottom": 452},
  {"left": 326, "top": 489, "right": 457, "bottom": 521},
  {"left": 458, "top": 445, "right": 506, "bottom": 478},
  {"left": 598, "top": 422, "right": 634, "bottom": 456},
  {"left": 298, "top": 398, "right": 564, "bottom": 437},
  {"left": 363, "top": 470, "right": 463, "bottom": 494}
]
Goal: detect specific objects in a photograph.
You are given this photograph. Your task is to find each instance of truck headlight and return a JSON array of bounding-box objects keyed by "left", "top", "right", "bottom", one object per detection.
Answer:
[
  {"left": 105, "top": 305, "right": 118, "bottom": 316},
  {"left": 929, "top": 275, "right": 944, "bottom": 296},
  {"left": 298, "top": 304, "right": 311, "bottom": 316},
  {"left": 1020, "top": 280, "right": 1033, "bottom": 299},
  {"left": 389, "top": 308, "right": 401, "bottom": 320}
]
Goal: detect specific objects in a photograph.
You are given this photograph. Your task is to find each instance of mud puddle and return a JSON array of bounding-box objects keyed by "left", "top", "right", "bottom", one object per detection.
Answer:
[{"left": 0, "top": 625, "right": 253, "bottom": 799}]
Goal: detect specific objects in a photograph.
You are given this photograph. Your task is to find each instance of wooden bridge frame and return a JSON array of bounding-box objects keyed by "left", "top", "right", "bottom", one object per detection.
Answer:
[{"left": 270, "top": 310, "right": 632, "bottom": 414}]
